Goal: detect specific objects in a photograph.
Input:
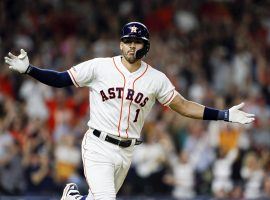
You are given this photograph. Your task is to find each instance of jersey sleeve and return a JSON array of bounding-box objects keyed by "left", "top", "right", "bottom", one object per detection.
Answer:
[
  {"left": 67, "top": 59, "right": 97, "bottom": 87},
  {"left": 156, "top": 73, "right": 177, "bottom": 106}
]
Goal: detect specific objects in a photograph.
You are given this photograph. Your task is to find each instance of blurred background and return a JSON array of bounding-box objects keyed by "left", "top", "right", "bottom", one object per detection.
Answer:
[{"left": 1, "top": 0, "right": 270, "bottom": 199}]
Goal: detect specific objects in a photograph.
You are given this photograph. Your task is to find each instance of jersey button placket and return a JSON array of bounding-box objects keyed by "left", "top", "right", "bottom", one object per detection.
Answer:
[
  {"left": 127, "top": 74, "right": 132, "bottom": 87},
  {"left": 122, "top": 76, "right": 133, "bottom": 131}
]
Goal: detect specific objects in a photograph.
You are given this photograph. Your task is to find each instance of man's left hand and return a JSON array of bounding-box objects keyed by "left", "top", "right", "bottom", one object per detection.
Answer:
[{"left": 229, "top": 102, "right": 255, "bottom": 124}]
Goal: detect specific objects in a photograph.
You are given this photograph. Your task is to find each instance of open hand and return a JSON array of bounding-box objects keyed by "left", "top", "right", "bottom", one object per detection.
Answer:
[
  {"left": 4, "top": 49, "right": 29, "bottom": 73},
  {"left": 229, "top": 102, "right": 255, "bottom": 124}
]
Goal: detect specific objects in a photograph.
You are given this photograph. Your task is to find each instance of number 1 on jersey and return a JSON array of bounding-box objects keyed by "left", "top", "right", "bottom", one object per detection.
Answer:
[{"left": 133, "top": 109, "right": 140, "bottom": 122}]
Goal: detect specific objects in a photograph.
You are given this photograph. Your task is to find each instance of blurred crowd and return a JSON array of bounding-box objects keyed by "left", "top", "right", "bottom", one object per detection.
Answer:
[{"left": 0, "top": 0, "right": 270, "bottom": 199}]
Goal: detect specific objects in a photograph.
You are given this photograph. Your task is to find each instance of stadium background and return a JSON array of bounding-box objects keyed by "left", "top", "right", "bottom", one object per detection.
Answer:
[{"left": 1, "top": 0, "right": 270, "bottom": 199}]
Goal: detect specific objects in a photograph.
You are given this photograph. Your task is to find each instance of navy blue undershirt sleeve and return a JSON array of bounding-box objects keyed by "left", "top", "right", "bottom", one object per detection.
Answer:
[{"left": 26, "top": 65, "right": 73, "bottom": 88}]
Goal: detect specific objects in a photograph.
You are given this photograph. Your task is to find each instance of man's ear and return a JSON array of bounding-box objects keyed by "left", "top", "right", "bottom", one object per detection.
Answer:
[{"left": 120, "top": 42, "right": 123, "bottom": 51}]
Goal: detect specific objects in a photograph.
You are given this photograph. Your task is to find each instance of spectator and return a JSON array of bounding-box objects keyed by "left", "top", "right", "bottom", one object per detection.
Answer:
[
  {"left": 164, "top": 150, "right": 196, "bottom": 199},
  {"left": 241, "top": 151, "right": 264, "bottom": 199},
  {"left": 184, "top": 121, "right": 215, "bottom": 194},
  {"left": 54, "top": 134, "right": 81, "bottom": 184},
  {"left": 19, "top": 79, "right": 52, "bottom": 120},
  {"left": 261, "top": 174, "right": 270, "bottom": 198},
  {"left": 212, "top": 148, "right": 238, "bottom": 198},
  {"left": 132, "top": 125, "right": 168, "bottom": 195},
  {"left": 0, "top": 130, "right": 25, "bottom": 194},
  {"left": 22, "top": 121, "right": 54, "bottom": 194}
]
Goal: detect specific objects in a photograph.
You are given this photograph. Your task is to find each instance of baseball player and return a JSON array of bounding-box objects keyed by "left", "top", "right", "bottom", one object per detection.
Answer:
[{"left": 5, "top": 22, "right": 255, "bottom": 200}]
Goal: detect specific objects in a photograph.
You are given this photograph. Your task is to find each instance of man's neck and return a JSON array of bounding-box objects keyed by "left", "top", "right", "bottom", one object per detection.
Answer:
[{"left": 121, "top": 56, "right": 141, "bottom": 73}]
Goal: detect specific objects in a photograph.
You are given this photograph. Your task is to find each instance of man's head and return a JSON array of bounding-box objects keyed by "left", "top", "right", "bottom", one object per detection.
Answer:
[{"left": 120, "top": 22, "right": 150, "bottom": 63}]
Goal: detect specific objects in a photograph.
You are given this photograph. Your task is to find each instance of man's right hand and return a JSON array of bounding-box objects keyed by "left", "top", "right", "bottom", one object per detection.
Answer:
[{"left": 4, "top": 49, "right": 30, "bottom": 73}]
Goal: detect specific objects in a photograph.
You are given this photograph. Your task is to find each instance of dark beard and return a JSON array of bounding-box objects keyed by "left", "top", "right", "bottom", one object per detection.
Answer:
[{"left": 122, "top": 50, "right": 138, "bottom": 64}]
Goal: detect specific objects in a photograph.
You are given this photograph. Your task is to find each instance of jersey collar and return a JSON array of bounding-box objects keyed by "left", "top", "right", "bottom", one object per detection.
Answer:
[{"left": 114, "top": 55, "right": 146, "bottom": 77}]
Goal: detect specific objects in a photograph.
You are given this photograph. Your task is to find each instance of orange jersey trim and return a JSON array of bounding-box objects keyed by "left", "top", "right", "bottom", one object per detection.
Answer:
[
  {"left": 162, "top": 90, "right": 175, "bottom": 106},
  {"left": 67, "top": 68, "right": 80, "bottom": 87},
  {"left": 112, "top": 57, "right": 126, "bottom": 137},
  {"left": 125, "top": 64, "right": 149, "bottom": 137}
]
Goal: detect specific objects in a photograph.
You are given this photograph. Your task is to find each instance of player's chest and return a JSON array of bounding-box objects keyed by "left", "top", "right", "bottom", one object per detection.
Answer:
[{"left": 93, "top": 68, "right": 156, "bottom": 101}]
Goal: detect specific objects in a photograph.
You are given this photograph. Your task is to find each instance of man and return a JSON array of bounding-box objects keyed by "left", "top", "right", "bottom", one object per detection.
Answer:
[{"left": 4, "top": 22, "right": 255, "bottom": 200}]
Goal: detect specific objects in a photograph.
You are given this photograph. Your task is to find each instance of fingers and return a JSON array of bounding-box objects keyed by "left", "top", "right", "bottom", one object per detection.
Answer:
[
  {"left": 230, "top": 110, "right": 255, "bottom": 124},
  {"left": 237, "top": 118, "right": 254, "bottom": 124},
  {"left": 244, "top": 118, "right": 255, "bottom": 124},
  {"left": 245, "top": 113, "right": 255, "bottom": 118},
  {"left": 5, "top": 50, "right": 27, "bottom": 63},
  {"left": 232, "top": 102, "right": 245, "bottom": 110},
  {"left": 4, "top": 56, "right": 12, "bottom": 62},
  {"left": 8, "top": 52, "right": 17, "bottom": 59},
  {"left": 4, "top": 57, "right": 12, "bottom": 65},
  {"left": 20, "top": 49, "right": 26, "bottom": 54},
  {"left": 242, "top": 112, "right": 255, "bottom": 124},
  {"left": 5, "top": 60, "right": 12, "bottom": 65},
  {"left": 9, "top": 66, "right": 15, "bottom": 70},
  {"left": 18, "top": 49, "right": 27, "bottom": 59},
  {"left": 241, "top": 113, "right": 255, "bottom": 124}
]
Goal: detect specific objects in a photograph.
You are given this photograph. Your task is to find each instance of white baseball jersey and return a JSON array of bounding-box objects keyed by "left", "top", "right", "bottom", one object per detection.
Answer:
[{"left": 67, "top": 55, "right": 176, "bottom": 139}]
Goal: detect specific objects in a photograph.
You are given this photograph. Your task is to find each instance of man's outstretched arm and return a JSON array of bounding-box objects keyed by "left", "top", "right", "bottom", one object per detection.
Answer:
[
  {"left": 169, "top": 92, "right": 255, "bottom": 124},
  {"left": 4, "top": 49, "right": 73, "bottom": 88}
]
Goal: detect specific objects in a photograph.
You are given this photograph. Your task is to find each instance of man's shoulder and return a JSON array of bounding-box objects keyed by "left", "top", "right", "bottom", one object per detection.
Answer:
[
  {"left": 77, "top": 57, "right": 113, "bottom": 65},
  {"left": 89, "top": 57, "right": 113, "bottom": 63},
  {"left": 143, "top": 61, "right": 166, "bottom": 77}
]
